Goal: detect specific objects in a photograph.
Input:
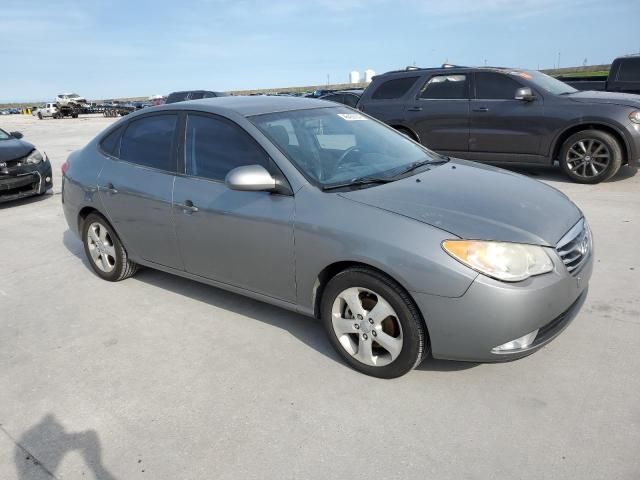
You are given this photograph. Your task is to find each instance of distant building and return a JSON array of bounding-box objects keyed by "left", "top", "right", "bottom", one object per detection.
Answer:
[
  {"left": 349, "top": 70, "right": 361, "bottom": 84},
  {"left": 364, "top": 69, "right": 376, "bottom": 83}
]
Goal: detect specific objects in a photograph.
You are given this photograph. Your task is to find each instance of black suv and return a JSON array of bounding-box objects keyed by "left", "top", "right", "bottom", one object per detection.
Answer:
[
  {"left": 357, "top": 66, "right": 640, "bottom": 183},
  {"left": 165, "top": 90, "right": 228, "bottom": 104}
]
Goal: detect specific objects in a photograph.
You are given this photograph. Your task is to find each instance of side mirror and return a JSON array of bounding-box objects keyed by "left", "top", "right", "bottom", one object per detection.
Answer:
[
  {"left": 225, "top": 165, "right": 276, "bottom": 192},
  {"left": 10, "top": 131, "right": 23, "bottom": 139},
  {"left": 515, "top": 87, "right": 536, "bottom": 102}
]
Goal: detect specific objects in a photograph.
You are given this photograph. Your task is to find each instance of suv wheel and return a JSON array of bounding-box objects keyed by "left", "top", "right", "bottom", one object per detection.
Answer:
[
  {"left": 321, "top": 267, "right": 428, "bottom": 378},
  {"left": 82, "top": 213, "right": 138, "bottom": 282},
  {"left": 559, "top": 130, "right": 622, "bottom": 184}
]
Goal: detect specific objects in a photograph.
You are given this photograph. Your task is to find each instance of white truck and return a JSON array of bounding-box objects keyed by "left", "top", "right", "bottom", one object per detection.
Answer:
[
  {"left": 35, "top": 97, "right": 83, "bottom": 119},
  {"left": 34, "top": 103, "right": 60, "bottom": 119}
]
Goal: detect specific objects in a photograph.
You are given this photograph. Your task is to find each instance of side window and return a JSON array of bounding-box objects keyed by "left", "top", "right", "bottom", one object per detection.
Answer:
[
  {"left": 371, "top": 76, "right": 419, "bottom": 100},
  {"left": 100, "top": 125, "right": 124, "bottom": 157},
  {"left": 120, "top": 114, "right": 177, "bottom": 171},
  {"left": 322, "top": 93, "right": 343, "bottom": 104},
  {"left": 185, "top": 114, "right": 270, "bottom": 181},
  {"left": 420, "top": 75, "right": 468, "bottom": 99},
  {"left": 617, "top": 59, "right": 640, "bottom": 82},
  {"left": 475, "top": 72, "right": 522, "bottom": 100},
  {"left": 342, "top": 94, "right": 360, "bottom": 108}
]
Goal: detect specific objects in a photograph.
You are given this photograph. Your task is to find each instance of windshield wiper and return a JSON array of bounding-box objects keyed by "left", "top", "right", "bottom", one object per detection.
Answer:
[
  {"left": 387, "top": 159, "right": 436, "bottom": 179},
  {"left": 322, "top": 176, "right": 393, "bottom": 191}
]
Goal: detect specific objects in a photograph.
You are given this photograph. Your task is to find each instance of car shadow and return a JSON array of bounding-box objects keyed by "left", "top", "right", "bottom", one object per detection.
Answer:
[
  {"left": 11, "top": 414, "right": 118, "bottom": 480},
  {"left": 0, "top": 190, "right": 55, "bottom": 210},
  {"left": 500, "top": 163, "right": 638, "bottom": 184},
  {"left": 62, "top": 229, "right": 479, "bottom": 374}
]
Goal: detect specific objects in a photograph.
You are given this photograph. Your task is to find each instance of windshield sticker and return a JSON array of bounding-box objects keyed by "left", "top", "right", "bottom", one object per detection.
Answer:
[{"left": 337, "top": 113, "right": 367, "bottom": 121}]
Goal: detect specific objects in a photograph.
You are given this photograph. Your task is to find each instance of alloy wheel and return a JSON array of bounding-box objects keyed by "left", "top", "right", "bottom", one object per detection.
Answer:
[
  {"left": 86, "top": 222, "right": 116, "bottom": 273},
  {"left": 331, "top": 287, "right": 403, "bottom": 367},
  {"left": 565, "top": 139, "right": 610, "bottom": 179}
]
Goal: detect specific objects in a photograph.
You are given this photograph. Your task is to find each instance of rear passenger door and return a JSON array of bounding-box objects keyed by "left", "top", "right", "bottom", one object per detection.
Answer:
[
  {"left": 361, "top": 76, "right": 420, "bottom": 125},
  {"left": 469, "top": 72, "right": 544, "bottom": 159},
  {"left": 405, "top": 74, "right": 470, "bottom": 153},
  {"left": 97, "top": 113, "right": 184, "bottom": 270},
  {"left": 172, "top": 113, "right": 296, "bottom": 302}
]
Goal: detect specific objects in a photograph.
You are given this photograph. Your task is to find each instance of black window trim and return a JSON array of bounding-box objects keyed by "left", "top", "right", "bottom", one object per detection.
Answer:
[
  {"left": 177, "top": 110, "right": 293, "bottom": 195},
  {"left": 615, "top": 58, "right": 640, "bottom": 83},
  {"left": 416, "top": 72, "right": 471, "bottom": 101},
  {"left": 97, "top": 112, "right": 181, "bottom": 175}
]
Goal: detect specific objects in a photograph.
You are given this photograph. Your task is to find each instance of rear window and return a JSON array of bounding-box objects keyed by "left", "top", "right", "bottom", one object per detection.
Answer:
[
  {"left": 165, "top": 92, "right": 189, "bottom": 104},
  {"left": 617, "top": 58, "right": 640, "bottom": 82},
  {"left": 100, "top": 125, "right": 124, "bottom": 157},
  {"left": 371, "top": 76, "right": 419, "bottom": 100},
  {"left": 120, "top": 114, "right": 177, "bottom": 171},
  {"left": 420, "top": 75, "right": 468, "bottom": 99}
]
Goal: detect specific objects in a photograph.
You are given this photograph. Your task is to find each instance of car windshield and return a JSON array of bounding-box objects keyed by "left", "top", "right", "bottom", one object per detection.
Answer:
[
  {"left": 0, "top": 128, "right": 10, "bottom": 140},
  {"left": 519, "top": 70, "right": 578, "bottom": 95},
  {"left": 250, "top": 107, "right": 441, "bottom": 188}
]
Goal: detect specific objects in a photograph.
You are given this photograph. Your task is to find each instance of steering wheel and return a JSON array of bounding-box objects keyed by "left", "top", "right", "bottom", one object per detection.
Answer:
[{"left": 334, "top": 146, "right": 362, "bottom": 171}]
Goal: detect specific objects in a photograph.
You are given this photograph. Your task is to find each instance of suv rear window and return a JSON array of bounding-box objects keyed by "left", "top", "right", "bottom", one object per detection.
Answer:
[
  {"left": 617, "top": 58, "right": 640, "bottom": 82},
  {"left": 371, "top": 76, "right": 419, "bottom": 100},
  {"left": 420, "top": 75, "right": 468, "bottom": 99}
]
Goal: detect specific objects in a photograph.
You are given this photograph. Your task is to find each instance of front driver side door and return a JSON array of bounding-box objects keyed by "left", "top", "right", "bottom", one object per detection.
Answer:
[
  {"left": 172, "top": 113, "right": 296, "bottom": 303},
  {"left": 469, "top": 71, "right": 545, "bottom": 160}
]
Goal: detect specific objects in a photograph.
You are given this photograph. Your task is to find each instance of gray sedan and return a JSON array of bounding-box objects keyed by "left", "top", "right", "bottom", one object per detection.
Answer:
[{"left": 61, "top": 96, "right": 592, "bottom": 378}]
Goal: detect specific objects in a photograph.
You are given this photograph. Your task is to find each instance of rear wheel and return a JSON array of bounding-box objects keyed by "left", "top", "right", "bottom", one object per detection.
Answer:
[
  {"left": 37, "top": 112, "right": 43, "bottom": 120},
  {"left": 82, "top": 213, "right": 138, "bottom": 282},
  {"left": 559, "top": 130, "right": 622, "bottom": 183},
  {"left": 321, "top": 267, "right": 428, "bottom": 378}
]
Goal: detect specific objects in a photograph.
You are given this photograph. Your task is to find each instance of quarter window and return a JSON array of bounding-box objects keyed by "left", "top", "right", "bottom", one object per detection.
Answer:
[
  {"left": 372, "top": 76, "right": 419, "bottom": 100},
  {"left": 617, "top": 58, "right": 640, "bottom": 82},
  {"left": 185, "top": 114, "right": 270, "bottom": 181},
  {"left": 100, "top": 125, "right": 124, "bottom": 157},
  {"left": 475, "top": 72, "right": 523, "bottom": 100},
  {"left": 420, "top": 75, "right": 468, "bottom": 99},
  {"left": 119, "top": 114, "right": 177, "bottom": 171}
]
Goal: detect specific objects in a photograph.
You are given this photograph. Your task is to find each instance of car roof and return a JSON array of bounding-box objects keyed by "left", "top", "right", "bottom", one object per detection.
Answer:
[
  {"left": 158, "top": 95, "right": 335, "bottom": 117},
  {"left": 375, "top": 66, "right": 532, "bottom": 79}
]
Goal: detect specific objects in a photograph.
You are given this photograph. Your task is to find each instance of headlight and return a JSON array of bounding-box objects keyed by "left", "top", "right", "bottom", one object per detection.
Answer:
[
  {"left": 442, "top": 240, "right": 554, "bottom": 282},
  {"left": 26, "top": 149, "right": 43, "bottom": 165},
  {"left": 630, "top": 111, "right": 640, "bottom": 124}
]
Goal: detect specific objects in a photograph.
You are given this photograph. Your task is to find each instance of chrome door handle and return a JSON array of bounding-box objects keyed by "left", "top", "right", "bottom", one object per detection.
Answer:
[
  {"left": 176, "top": 200, "right": 199, "bottom": 214},
  {"left": 472, "top": 107, "right": 489, "bottom": 112},
  {"left": 407, "top": 106, "right": 423, "bottom": 112}
]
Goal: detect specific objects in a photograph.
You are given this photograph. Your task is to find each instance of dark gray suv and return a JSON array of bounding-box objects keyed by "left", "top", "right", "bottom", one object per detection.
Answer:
[{"left": 358, "top": 66, "right": 640, "bottom": 183}]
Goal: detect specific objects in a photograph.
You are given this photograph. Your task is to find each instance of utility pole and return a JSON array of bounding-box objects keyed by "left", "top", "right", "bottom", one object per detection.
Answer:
[
  {"left": 327, "top": 74, "right": 330, "bottom": 86},
  {"left": 557, "top": 52, "right": 561, "bottom": 70}
]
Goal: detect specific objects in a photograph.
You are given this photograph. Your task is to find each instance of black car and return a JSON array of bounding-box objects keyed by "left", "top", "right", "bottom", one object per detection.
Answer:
[
  {"left": 560, "top": 55, "right": 640, "bottom": 95},
  {"left": 319, "top": 89, "right": 363, "bottom": 108},
  {"left": 357, "top": 65, "right": 640, "bottom": 183},
  {"left": 0, "top": 128, "right": 52, "bottom": 203},
  {"left": 165, "top": 90, "right": 228, "bottom": 104}
]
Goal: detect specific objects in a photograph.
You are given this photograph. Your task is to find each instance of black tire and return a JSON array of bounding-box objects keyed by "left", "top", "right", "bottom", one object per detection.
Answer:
[
  {"left": 82, "top": 213, "right": 138, "bottom": 282},
  {"left": 559, "top": 129, "right": 622, "bottom": 184},
  {"left": 321, "top": 267, "right": 428, "bottom": 378},
  {"left": 37, "top": 112, "right": 43, "bottom": 120}
]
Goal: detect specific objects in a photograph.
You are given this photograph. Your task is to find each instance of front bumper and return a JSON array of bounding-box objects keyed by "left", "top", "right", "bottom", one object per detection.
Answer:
[
  {"left": 412, "top": 249, "right": 593, "bottom": 362},
  {"left": 0, "top": 159, "right": 53, "bottom": 203}
]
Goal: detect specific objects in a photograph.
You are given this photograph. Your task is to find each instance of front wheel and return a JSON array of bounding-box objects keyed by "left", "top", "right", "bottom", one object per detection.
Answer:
[
  {"left": 321, "top": 267, "right": 428, "bottom": 378},
  {"left": 37, "top": 112, "right": 43, "bottom": 120},
  {"left": 559, "top": 130, "right": 622, "bottom": 183},
  {"left": 82, "top": 213, "right": 138, "bottom": 281}
]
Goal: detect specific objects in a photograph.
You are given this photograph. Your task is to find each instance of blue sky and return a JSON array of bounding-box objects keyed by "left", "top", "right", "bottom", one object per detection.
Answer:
[{"left": 1, "top": 0, "right": 638, "bottom": 102}]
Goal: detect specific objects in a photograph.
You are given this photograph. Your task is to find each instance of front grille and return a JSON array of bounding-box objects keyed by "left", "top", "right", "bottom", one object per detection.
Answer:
[
  {"left": 0, "top": 155, "right": 27, "bottom": 175},
  {"left": 556, "top": 218, "right": 592, "bottom": 275}
]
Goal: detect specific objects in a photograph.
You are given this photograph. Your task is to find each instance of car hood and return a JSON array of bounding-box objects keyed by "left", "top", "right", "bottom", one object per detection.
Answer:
[
  {"left": 567, "top": 90, "right": 640, "bottom": 108},
  {"left": 0, "top": 138, "right": 35, "bottom": 162},
  {"left": 339, "top": 160, "right": 582, "bottom": 247}
]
